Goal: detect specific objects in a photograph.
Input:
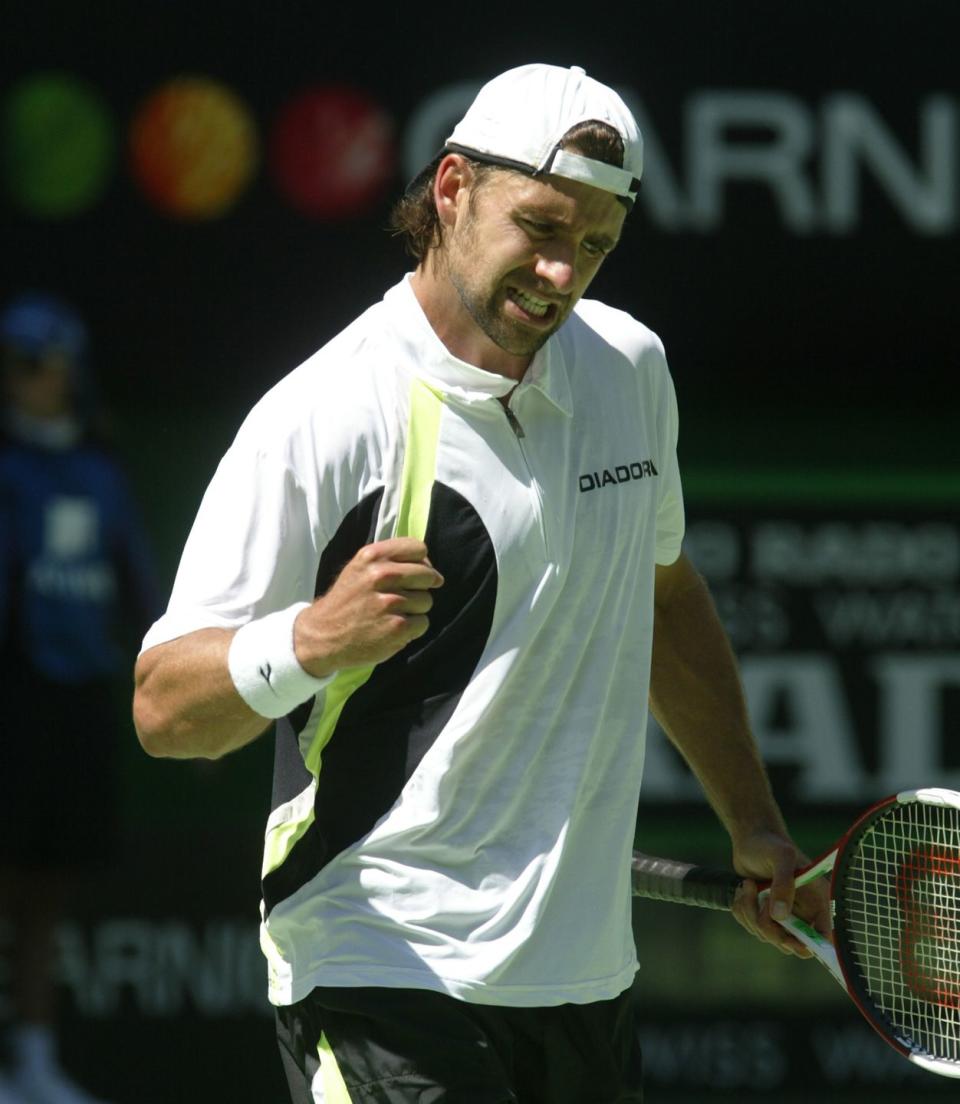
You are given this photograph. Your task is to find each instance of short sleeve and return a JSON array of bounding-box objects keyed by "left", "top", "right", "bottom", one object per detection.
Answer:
[
  {"left": 654, "top": 367, "right": 685, "bottom": 566},
  {"left": 140, "top": 442, "right": 321, "bottom": 652}
]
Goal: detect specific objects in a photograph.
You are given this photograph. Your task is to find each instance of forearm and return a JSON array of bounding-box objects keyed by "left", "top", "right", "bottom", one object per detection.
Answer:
[
  {"left": 133, "top": 629, "right": 270, "bottom": 760},
  {"left": 133, "top": 538, "right": 443, "bottom": 761},
  {"left": 650, "top": 555, "right": 827, "bottom": 950},
  {"left": 649, "top": 559, "right": 786, "bottom": 845}
]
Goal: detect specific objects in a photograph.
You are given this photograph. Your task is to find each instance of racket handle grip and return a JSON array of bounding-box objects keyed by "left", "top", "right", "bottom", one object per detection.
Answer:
[{"left": 631, "top": 853, "right": 742, "bottom": 911}]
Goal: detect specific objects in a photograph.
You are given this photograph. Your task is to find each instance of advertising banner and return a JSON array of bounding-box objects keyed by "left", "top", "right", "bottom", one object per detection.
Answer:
[{"left": 643, "top": 504, "right": 960, "bottom": 815}]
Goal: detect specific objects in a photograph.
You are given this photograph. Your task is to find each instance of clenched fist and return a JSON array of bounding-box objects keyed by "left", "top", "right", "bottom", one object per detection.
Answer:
[{"left": 293, "top": 538, "right": 444, "bottom": 677}]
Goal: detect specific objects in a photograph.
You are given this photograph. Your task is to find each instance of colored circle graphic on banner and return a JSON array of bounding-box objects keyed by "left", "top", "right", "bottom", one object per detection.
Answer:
[
  {"left": 2, "top": 73, "right": 114, "bottom": 217},
  {"left": 270, "top": 85, "right": 396, "bottom": 219},
  {"left": 130, "top": 77, "right": 258, "bottom": 218}
]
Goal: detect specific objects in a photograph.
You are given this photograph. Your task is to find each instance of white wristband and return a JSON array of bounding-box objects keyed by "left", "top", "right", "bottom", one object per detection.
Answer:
[{"left": 228, "top": 602, "right": 336, "bottom": 719}]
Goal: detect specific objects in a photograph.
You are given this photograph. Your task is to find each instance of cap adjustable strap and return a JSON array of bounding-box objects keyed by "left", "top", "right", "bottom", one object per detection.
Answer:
[{"left": 546, "top": 149, "right": 640, "bottom": 199}]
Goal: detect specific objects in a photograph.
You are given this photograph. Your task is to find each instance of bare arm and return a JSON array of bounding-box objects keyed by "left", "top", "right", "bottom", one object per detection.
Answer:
[
  {"left": 649, "top": 551, "right": 830, "bottom": 953},
  {"left": 133, "top": 537, "right": 443, "bottom": 761},
  {"left": 134, "top": 628, "right": 270, "bottom": 759}
]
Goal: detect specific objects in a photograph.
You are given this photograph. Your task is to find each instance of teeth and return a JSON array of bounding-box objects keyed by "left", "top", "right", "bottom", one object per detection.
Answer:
[{"left": 510, "top": 288, "right": 550, "bottom": 317}]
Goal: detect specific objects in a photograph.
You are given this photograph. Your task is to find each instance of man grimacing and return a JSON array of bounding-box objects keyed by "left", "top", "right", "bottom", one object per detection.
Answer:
[{"left": 134, "top": 63, "right": 829, "bottom": 1104}]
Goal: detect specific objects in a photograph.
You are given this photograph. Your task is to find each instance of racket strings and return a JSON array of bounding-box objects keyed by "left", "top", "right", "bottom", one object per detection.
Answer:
[{"left": 842, "top": 800, "right": 960, "bottom": 1064}]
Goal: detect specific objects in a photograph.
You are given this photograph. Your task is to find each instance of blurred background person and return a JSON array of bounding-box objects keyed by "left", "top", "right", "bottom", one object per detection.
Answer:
[{"left": 0, "top": 294, "right": 160, "bottom": 1104}]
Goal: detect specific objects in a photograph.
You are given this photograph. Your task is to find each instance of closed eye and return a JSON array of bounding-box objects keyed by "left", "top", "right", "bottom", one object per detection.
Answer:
[
  {"left": 519, "top": 217, "right": 553, "bottom": 237},
  {"left": 517, "top": 216, "right": 616, "bottom": 259}
]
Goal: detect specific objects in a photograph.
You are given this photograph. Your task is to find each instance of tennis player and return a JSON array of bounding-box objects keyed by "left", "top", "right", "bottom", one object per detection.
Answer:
[{"left": 134, "top": 63, "right": 829, "bottom": 1103}]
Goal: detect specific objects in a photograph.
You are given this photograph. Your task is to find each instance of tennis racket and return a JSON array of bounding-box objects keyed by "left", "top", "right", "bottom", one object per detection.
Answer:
[{"left": 631, "top": 787, "right": 960, "bottom": 1079}]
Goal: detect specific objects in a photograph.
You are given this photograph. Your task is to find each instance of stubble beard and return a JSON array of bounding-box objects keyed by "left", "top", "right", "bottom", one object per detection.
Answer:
[
  {"left": 444, "top": 226, "right": 558, "bottom": 360},
  {"left": 450, "top": 271, "right": 551, "bottom": 360}
]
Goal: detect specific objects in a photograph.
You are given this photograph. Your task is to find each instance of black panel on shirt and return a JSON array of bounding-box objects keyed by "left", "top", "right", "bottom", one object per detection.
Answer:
[
  {"left": 270, "top": 487, "right": 384, "bottom": 814},
  {"left": 263, "top": 481, "right": 497, "bottom": 916}
]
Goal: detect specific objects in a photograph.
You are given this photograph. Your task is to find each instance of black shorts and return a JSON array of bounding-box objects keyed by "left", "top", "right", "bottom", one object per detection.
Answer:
[
  {"left": 0, "top": 669, "right": 119, "bottom": 870},
  {"left": 275, "top": 985, "right": 643, "bottom": 1104}
]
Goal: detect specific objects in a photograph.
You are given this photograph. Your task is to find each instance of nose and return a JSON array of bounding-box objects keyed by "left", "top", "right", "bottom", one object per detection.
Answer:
[{"left": 534, "top": 248, "right": 576, "bottom": 294}]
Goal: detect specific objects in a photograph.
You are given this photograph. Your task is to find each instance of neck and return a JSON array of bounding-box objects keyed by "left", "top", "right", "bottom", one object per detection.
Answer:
[{"left": 410, "top": 260, "right": 532, "bottom": 382}]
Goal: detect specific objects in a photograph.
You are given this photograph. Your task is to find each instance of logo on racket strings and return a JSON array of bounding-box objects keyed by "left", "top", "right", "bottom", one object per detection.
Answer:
[{"left": 898, "top": 848, "right": 960, "bottom": 1009}]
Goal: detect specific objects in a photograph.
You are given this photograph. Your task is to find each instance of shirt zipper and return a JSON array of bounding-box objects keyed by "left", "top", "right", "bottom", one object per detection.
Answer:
[
  {"left": 500, "top": 399, "right": 550, "bottom": 560},
  {"left": 503, "top": 404, "right": 525, "bottom": 438}
]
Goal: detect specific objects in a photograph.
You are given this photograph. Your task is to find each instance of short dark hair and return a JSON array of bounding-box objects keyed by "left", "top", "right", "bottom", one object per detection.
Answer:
[{"left": 389, "top": 119, "right": 626, "bottom": 264}]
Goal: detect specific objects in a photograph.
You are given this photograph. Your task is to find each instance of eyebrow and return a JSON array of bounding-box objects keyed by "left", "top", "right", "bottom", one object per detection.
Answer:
[{"left": 515, "top": 208, "right": 621, "bottom": 254}]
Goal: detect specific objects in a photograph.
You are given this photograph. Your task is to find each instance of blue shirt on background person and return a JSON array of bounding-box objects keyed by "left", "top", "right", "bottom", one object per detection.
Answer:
[{"left": 0, "top": 293, "right": 159, "bottom": 682}]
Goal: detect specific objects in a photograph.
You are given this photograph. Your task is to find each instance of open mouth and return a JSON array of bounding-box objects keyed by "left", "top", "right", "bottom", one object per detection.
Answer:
[{"left": 506, "top": 287, "right": 558, "bottom": 324}]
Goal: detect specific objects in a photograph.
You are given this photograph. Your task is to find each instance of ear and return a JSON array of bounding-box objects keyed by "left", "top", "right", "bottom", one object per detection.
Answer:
[{"left": 433, "top": 154, "right": 472, "bottom": 230}]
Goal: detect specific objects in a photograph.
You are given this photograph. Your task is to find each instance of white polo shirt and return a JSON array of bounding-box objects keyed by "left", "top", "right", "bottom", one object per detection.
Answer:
[{"left": 142, "top": 275, "right": 684, "bottom": 1008}]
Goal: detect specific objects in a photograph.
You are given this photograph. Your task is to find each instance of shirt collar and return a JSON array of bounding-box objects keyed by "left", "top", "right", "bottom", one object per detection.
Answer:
[{"left": 384, "top": 275, "right": 572, "bottom": 417}]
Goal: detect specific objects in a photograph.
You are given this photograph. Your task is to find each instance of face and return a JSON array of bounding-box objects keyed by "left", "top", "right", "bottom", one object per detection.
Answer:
[
  {"left": 439, "top": 164, "right": 626, "bottom": 364},
  {"left": 2, "top": 348, "right": 74, "bottom": 419}
]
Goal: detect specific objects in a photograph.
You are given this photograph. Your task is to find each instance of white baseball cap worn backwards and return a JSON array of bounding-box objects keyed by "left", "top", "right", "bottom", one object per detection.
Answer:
[{"left": 445, "top": 63, "right": 644, "bottom": 205}]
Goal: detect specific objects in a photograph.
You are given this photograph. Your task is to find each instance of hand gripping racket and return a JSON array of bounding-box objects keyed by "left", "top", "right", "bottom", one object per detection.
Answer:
[{"left": 631, "top": 787, "right": 960, "bottom": 1078}]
